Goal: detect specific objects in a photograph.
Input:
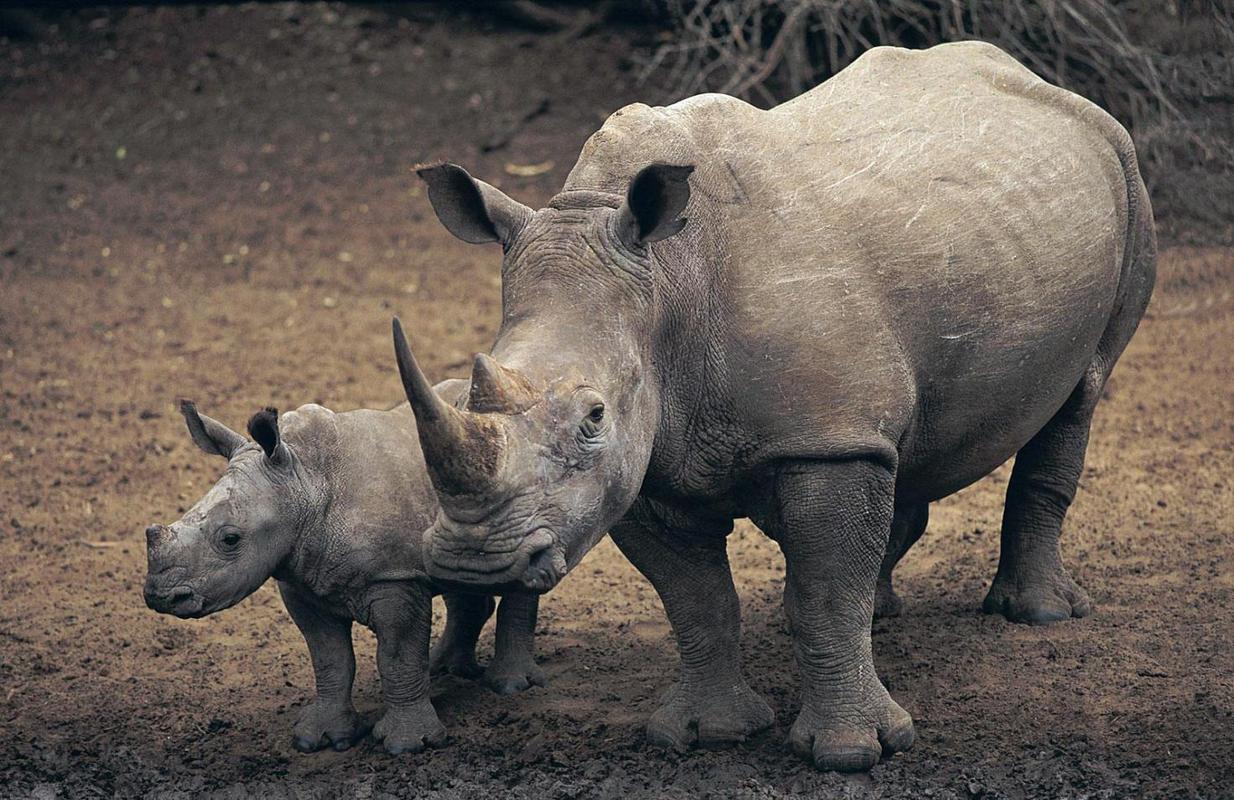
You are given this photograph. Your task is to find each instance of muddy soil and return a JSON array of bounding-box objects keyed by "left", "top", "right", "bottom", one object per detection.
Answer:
[{"left": 1, "top": 5, "right": 1232, "bottom": 798}]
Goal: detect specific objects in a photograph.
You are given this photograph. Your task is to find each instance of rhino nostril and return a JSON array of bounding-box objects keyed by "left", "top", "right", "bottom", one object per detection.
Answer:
[{"left": 168, "top": 587, "right": 193, "bottom": 604}]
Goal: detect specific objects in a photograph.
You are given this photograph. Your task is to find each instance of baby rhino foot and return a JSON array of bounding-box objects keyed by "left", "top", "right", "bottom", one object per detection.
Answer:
[
  {"left": 874, "top": 579, "right": 904, "bottom": 619},
  {"left": 373, "top": 701, "right": 447, "bottom": 755},
  {"left": 790, "top": 683, "right": 915, "bottom": 773},
  {"left": 291, "top": 700, "right": 368, "bottom": 753},
  {"left": 983, "top": 567, "right": 1092, "bottom": 625},
  {"left": 483, "top": 654, "right": 546, "bottom": 696},
  {"left": 429, "top": 641, "right": 484, "bottom": 681},
  {"left": 647, "top": 679, "right": 774, "bottom": 750}
]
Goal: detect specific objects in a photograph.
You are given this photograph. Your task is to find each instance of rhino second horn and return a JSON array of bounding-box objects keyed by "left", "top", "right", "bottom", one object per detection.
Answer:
[
  {"left": 392, "top": 318, "right": 507, "bottom": 498},
  {"left": 468, "top": 353, "right": 538, "bottom": 414}
]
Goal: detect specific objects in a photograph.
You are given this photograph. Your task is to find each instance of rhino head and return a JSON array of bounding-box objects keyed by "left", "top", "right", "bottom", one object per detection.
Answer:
[
  {"left": 394, "top": 160, "right": 693, "bottom": 592},
  {"left": 143, "top": 401, "right": 309, "bottom": 618}
]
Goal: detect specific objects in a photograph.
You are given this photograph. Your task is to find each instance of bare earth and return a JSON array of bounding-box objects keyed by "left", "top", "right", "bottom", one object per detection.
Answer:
[{"left": 1, "top": 5, "right": 1231, "bottom": 798}]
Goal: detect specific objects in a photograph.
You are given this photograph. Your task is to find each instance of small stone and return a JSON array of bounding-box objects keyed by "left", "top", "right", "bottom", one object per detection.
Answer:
[{"left": 518, "top": 733, "right": 545, "bottom": 764}]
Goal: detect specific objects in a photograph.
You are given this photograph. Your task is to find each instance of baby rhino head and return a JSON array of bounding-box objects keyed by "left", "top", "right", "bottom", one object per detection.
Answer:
[{"left": 143, "top": 401, "right": 309, "bottom": 618}]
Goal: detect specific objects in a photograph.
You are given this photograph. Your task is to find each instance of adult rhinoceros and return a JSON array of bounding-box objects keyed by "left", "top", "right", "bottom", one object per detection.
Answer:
[{"left": 392, "top": 41, "right": 1156, "bottom": 772}]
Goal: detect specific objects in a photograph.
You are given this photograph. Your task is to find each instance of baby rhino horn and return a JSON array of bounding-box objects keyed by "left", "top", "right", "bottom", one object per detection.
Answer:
[{"left": 468, "top": 354, "right": 538, "bottom": 414}]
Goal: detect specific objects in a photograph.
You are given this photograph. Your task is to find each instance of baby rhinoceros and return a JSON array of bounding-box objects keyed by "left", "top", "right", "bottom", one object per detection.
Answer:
[{"left": 142, "top": 389, "right": 545, "bottom": 755}]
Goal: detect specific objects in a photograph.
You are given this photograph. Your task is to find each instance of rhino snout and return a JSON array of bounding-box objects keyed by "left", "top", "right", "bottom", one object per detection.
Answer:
[
  {"left": 426, "top": 527, "right": 564, "bottom": 592},
  {"left": 143, "top": 577, "right": 205, "bottom": 618},
  {"left": 145, "top": 523, "right": 165, "bottom": 546}
]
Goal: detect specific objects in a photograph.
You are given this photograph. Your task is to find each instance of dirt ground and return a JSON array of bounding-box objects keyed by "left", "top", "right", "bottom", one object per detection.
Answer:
[{"left": 1, "top": 4, "right": 1232, "bottom": 798}]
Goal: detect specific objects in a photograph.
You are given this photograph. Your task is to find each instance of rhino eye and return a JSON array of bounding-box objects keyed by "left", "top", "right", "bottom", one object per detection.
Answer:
[
  {"left": 217, "top": 528, "right": 243, "bottom": 553},
  {"left": 578, "top": 404, "right": 607, "bottom": 443}
]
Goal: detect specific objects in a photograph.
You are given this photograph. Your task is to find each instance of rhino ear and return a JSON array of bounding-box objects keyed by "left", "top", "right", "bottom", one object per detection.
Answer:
[
  {"left": 416, "top": 162, "right": 532, "bottom": 245},
  {"left": 179, "top": 399, "right": 246, "bottom": 459},
  {"left": 247, "top": 407, "right": 289, "bottom": 467},
  {"left": 617, "top": 163, "right": 694, "bottom": 249}
]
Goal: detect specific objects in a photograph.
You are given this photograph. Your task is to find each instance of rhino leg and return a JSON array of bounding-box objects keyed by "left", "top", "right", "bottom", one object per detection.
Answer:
[
  {"left": 483, "top": 594, "right": 545, "bottom": 695},
  {"left": 986, "top": 213, "right": 1154, "bottom": 624},
  {"left": 983, "top": 371, "right": 1102, "bottom": 624},
  {"left": 874, "top": 503, "right": 929, "bottom": 619},
  {"left": 766, "top": 458, "right": 915, "bottom": 773},
  {"left": 430, "top": 593, "right": 495, "bottom": 680},
  {"left": 611, "top": 499, "right": 774, "bottom": 750},
  {"left": 278, "top": 581, "right": 369, "bottom": 753},
  {"left": 369, "top": 584, "right": 446, "bottom": 755}
]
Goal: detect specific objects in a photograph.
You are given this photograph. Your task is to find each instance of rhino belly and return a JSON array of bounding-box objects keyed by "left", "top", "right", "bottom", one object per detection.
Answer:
[{"left": 892, "top": 295, "right": 1111, "bottom": 503}]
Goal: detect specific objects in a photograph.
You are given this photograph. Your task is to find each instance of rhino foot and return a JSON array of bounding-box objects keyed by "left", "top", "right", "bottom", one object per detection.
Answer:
[
  {"left": 291, "top": 701, "right": 369, "bottom": 753},
  {"left": 789, "top": 683, "right": 915, "bottom": 773},
  {"left": 873, "top": 579, "right": 904, "bottom": 619},
  {"left": 429, "top": 643, "right": 485, "bottom": 681},
  {"left": 982, "top": 568, "right": 1092, "bottom": 625},
  {"left": 646, "top": 680, "right": 774, "bottom": 749},
  {"left": 373, "top": 701, "right": 447, "bottom": 755},
  {"left": 483, "top": 656, "right": 546, "bottom": 696}
]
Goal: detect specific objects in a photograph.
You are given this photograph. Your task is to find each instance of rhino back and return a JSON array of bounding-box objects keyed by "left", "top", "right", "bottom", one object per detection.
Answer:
[{"left": 572, "top": 42, "right": 1145, "bottom": 499}]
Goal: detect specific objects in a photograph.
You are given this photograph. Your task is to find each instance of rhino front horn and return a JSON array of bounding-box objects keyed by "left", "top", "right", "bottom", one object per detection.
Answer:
[
  {"left": 469, "top": 353, "right": 538, "bottom": 414},
  {"left": 391, "top": 318, "right": 506, "bottom": 498}
]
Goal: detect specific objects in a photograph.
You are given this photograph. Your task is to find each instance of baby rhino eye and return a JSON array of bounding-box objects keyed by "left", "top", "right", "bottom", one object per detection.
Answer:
[
  {"left": 217, "top": 528, "right": 243, "bottom": 552},
  {"left": 588, "top": 404, "right": 605, "bottom": 423}
]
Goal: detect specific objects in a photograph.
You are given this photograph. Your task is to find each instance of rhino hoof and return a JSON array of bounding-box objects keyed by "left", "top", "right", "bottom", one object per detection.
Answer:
[
  {"left": 483, "top": 661, "right": 547, "bottom": 695},
  {"left": 810, "top": 743, "right": 881, "bottom": 774},
  {"left": 373, "top": 704, "right": 447, "bottom": 756},
  {"left": 290, "top": 702, "right": 367, "bottom": 754},
  {"left": 646, "top": 680, "right": 774, "bottom": 749},
  {"left": 292, "top": 736, "right": 319, "bottom": 753},
  {"left": 982, "top": 569, "right": 1092, "bottom": 625},
  {"left": 291, "top": 732, "right": 357, "bottom": 753},
  {"left": 429, "top": 650, "right": 485, "bottom": 681},
  {"left": 789, "top": 695, "right": 914, "bottom": 773}
]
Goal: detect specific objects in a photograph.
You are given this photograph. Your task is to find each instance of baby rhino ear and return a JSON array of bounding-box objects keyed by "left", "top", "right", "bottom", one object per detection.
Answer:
[
  {"left": 180, "top": 399, "right": 246, "bottom": 459},
  {"left": 247, "top": 407, "right": 289, "bottom": 467}
]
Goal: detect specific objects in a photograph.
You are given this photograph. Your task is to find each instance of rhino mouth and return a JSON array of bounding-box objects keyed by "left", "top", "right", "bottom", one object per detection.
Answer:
[
  {"left": 144, "top": 582, "right": 207, "bottom": 618},
  {"left": 520, "top": 538, "right": 568, "bottom": 592},
  {"left": 426, "top": 527, "right": 566, "bottom": 593}
]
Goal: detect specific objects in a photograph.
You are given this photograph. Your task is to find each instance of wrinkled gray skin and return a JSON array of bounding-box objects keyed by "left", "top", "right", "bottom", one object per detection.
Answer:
[
  {"left": 395, "top": 42, "right": 1156, "bottom": 772},
  {"left": 143, "top": 386, "right": 545, "bottom": 755}
]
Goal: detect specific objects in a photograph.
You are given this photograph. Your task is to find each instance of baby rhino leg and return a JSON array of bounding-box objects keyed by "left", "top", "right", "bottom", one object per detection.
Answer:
[
  {"left": 429, "top": 593, "right": 495, "bottom": 680},
  {"left": 279, "top": 582, "right": 368, "bottom": 752},
  {"left": 484, "top": 594, "right": 546, "bottom": 695},
  {"left": 874, "top": 503, "right": 928, "bottom": 619},
  {"left": 369, "top": 585, "right": 446, "bottom": 754}
]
